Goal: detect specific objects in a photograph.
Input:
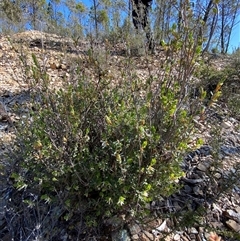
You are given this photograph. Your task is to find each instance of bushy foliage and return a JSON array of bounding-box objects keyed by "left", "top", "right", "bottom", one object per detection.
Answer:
[
  {"left": 9, "top": 27, "right": 206, "bottom": 239},
  {"left": 224, "top": 54, "right": 240, "bottom": 118},
  {"left": 14, "top": 73, "right": 184, "bottom": 218},
  {"left": 197, "top": 54, "right": 240, "bottom": 116}
]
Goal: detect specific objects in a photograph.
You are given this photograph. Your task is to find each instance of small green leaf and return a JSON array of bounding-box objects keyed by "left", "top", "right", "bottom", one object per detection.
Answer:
[
  {"left": 41, "top": 194, "right": 51, "bottom": 203},
  {"left": 141, "top": 141, "right": 148, "bottom": 149},
  {"left": 32, "top": 53, "right": 40, "bottom": 68},
  {"left": 52, "top": 177, "right": 58, "bottom": 182},
  {"left": 150, "top": 158, "right": 156, "bottom": 166},
  {"left": 117, "top": 196, "right": 125, "bottom": 206},
  {"left": 65, "top": 199, "right": 71, "bottom": 208}
]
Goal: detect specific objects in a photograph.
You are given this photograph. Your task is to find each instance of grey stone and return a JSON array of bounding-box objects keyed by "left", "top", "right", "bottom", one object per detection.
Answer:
[
  {"left": 182, "top": 177, "right": 203, "bottom": 184},
  {"left": 153, "top": 219, "right": 169, "bottom": 235},
  {"left": 190, "top": 227, "right": 198, "bottom": 234},
  {"left": 193, "top": 186, "right": 204, "bottom": 196},
  {"left": 197, "top": 163, "right": 208, "bottom": 172},
  {"left": 224, "top": 209, "right": 240, "bottom": 223},
  {"left": 111, "top": 229, "right": 131, "bottom": 241},
  {"left": 221, "top": 121, "right": 232, "bottom": 129},
  {"left": 129, "top": 224, "right": 141, "bottom": 236},
  {"left": 183, "top": 185, "right": 192, "bottom": 193},
  {"left": 131, "top": 234, "right": 139, "bottom": 240},
  {"left": 210, "top": 221, "right": 224, "bottom": 229},
  {"left": 214, "top": 172, "right": 222, "bottom": 179}
]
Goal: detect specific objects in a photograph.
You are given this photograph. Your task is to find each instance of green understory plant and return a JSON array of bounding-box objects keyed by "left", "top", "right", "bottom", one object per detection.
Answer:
[{"left": 10, "top": 24, "right": 207, "bottom": 239}]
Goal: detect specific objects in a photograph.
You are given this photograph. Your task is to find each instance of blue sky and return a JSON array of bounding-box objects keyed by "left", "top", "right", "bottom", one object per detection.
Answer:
[
  {"left": 80, "top": 0, "right": 240, "bottom": 50},
  {"left": 229, "top": 19, "right": 240, "bottom": 51},
  {"left": 53, "top": 0, "right": 240, "bottom": 51}
]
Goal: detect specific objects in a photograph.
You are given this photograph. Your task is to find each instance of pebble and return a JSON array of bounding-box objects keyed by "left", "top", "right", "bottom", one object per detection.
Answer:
[
  {"left": 222, "top": 121, "right": 233, "bottom": 129},
  {"left": 193, "top": 186, "right": 204, "bottom": 196},
  {"left": 214, "top": 172, "right": 222, "bottom": 179},
  {"left": 197, "top": 163, "right": 208, "bottom": 172},
  {"left": 129, "top": 224, "right": 141, "bottom": 235},
  {"left": 111, "top": 229, "right": 131, "bottom": 241},
  {"left": 190, "top": 227, "right": 198, "bottom": 234},
  {"left": 225, "top": 219, "right": 240, "bottom": 232},
  {"left": 173, "top": 233, "right": 181, "bottom": 240}
]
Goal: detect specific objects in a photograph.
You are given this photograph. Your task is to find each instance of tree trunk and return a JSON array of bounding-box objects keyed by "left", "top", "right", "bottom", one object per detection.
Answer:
[
  {"left": 220, "top": 2, "right": 225, "bottom": 53},
  {"left": 225, "top": 0, "right": 240, "bottom": 53},
  {"left": 199, "top": 0, "right": 213, "bottom": 40},
  {"left": 93, "top": 0, "right": 98, "bottom": 38}
]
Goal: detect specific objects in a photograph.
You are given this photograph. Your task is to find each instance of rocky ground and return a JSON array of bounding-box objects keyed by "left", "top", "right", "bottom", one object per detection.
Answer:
[{"left": 0, "top": 31, "right": 240, "bottom": 241}]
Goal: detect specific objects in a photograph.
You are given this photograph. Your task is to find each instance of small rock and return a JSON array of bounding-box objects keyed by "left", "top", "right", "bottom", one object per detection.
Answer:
[
  {"left": 111, "top": 229, "right": 131, "bottom": 241},
  {"left": 226, "top": 219, "right": 240, "bottom": 232},
  {"left": 173, "top": 201, "right": 182, "bottom": 211},
  {"left": 197, "top": 163, "right": 208, "bottom": 172},
  {"left": 218, "top": 153, "right": 224, "bottom": 160},
  {"left": 197, "top": 161, "right": 211, "bottom": 172},
  {"left": 189, "top": 233, "right": 196, "bottom": 240},
  {"left": 183, "top": 185, "right": 192, "bottom": 193},
  {"left": 165, "top": 234, "right": 174, "bottom": 241},
  {"left": 60, "top": 64, "right": 67, "bottom": 70},
  {"left": 214, "top": 172, "right": 222, "bottom": 179},
  {"left": 182, "top": 177, "right": 203, "bottom": 184},
  {"left": 193, "top": 186, "right": 204, "bottom": 196},
  {"left": 204, "top": 232, "right": 211, "bottom": 241},
  {"left": 49, "top": 62, "right": 57, "bottom": 69},
  {"left": 190, "top": 227, "right": 198, "bottom": 234},
  {"left": 235, "top": 207, "right": 240, "bottom": 213},
  {"left": 129, "top": 224, "right": 141, "bottom": 236},
  {"left": 153, "top": 219, "right": 170, "bottom": 235},
  {"left": 210, "top": 221, "right": 224, "bottom": 229},
  {"left": 212, "top": 203, "right": 222, "bottom": 213},
  {"left": 196, "top": 234, "right": 202, "bottom": 241},
  {"left": 221, "top": 121, "right": 232, "bottom": 129},
  {"left": 156, "top": 220, "right": 167, "bottom": 232},
  {"left": 223, "top": 210, "right": 240, "bottom": 223},
  {"left": 213, "top": 213, "right": 221, "bottom": 223},
  {"left": 195, "top": 170, "right": 205, "bottom": 178},
  {"left": 173, "top": 233, "right": 181, "bottom": 240},
  {"left": 105, "top": 215, "right": 124, "bottom": 228},
  {"left": 131, "top": 234, "right": 139, "bottom": 240},
  {"left": 139, "top": 231, "right": 154, "bottom": 241}
]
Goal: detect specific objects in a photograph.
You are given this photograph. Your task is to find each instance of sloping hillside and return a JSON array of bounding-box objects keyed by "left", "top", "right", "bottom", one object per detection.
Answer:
[{"left": 0, "top": 31, "right": 240, "bottom": 241}]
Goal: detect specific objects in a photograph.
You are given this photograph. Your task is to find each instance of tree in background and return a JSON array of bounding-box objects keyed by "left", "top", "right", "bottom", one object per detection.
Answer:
[
  {"left": 45, "top": 0, "right": 65, "bottom": 34},
  {"left": 193, "top": 0, "right": 240, "bottom": 53},
  {"left": 154, "top": 0, "right": 171, "bottom": 42},
  {"left": 0, "top": 0, "right": 239, "bottom": 53},
  {"left": 22, "top": 0, "right": 46, "bottom": 30},
  {"left": 0, "top": 0, "right": 25, "bottom": 32},
  {"left": 218, "top": 0, "right": 240, "bottom": 53},
  {"left": 89, "top": 0, "right": 110, "bottom": 38},
  {"left": 64, "top": 0, "right": 86, "bottom": 40},
  {"left": 0, "top": 0, "right": 22, "bottom": 22},
  {"left": 131, "top": 0, "right": 154, "bottom": 50}
]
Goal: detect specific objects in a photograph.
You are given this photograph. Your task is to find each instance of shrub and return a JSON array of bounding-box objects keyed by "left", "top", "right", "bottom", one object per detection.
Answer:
[
  {"left": 14, "top": 71, "right": 186, "bottom": 217},
  {"left": 11, "top": 28, "right": 204, "bottom": 238}
]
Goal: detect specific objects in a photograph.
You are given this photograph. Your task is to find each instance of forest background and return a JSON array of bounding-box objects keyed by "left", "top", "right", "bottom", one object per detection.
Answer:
[{"left": 0, "top": 0, "right": 240, "bottom": 53}]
